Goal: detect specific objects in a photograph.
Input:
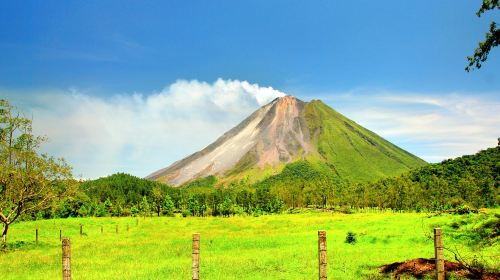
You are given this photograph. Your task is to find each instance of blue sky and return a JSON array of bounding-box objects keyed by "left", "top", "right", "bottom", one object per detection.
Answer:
[{"left": 1, "top": 1, "right": 499, "bottom": 178}]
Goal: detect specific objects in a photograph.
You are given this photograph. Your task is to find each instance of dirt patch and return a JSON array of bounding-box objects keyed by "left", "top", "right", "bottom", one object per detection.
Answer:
[{"left": 380, "top": 258, "right": 499, "bottom": 280}]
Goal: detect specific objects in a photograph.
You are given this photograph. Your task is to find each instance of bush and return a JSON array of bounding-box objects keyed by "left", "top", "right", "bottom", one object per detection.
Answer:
[
  {"left": 121, "top": 208, "right": 132, "bottom": 217},
  {"left": 476, "top": 216, "right": 500, "bottom": 240},
  {"left": 182, "top": 209, "right": 191, "bottom": 217},
  {"left": 455, "top": 204, "right": 476, "bottom": 215},
  {"left": 130, "top": 206, "right": 139, "bottom": 216},
  {"left": 345, "top": 231, "right": 357, "bottom": 244},
  {"left": 252, "top": 208, "right": 263, "bottom": 217},
  {"left": 339, "top": 205, "right": 353, "bottom": 214}
]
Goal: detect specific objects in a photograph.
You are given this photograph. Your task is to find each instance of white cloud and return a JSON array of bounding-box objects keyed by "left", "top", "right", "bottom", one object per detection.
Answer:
[
  {"left": 3, "top": 82, "right": 498, "bottom": 179},
  {"left": 321, "top": 91, "right": 500, "bottom": 162},
  {"left": 3, "top": 79, "right": 285, "bottom": 179}
]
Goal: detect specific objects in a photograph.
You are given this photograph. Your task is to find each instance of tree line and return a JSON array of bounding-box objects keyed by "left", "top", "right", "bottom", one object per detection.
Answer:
[{"left": 27, "top": 143, "right": 499, "bottom": 221}]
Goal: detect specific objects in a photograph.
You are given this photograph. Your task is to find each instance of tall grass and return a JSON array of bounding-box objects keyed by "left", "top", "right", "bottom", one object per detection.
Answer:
[{"left": 1, "top": 211, "right": 498, "bottom": 279}]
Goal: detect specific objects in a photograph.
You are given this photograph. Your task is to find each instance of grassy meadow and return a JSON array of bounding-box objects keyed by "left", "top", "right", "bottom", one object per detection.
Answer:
[{"left": 2, "top": 211, "right": 499, "bottom": 279}]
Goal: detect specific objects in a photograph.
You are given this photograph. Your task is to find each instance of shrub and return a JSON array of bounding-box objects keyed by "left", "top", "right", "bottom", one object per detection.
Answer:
[
  {"left": 121, "top": 208, "right": 132, "bottom": 217},
  {"left": 345, "top": 231, "right": 357, "bottom": 244},
  {"left": 339, "top": 205, "right": 353, "bottom": 214},
  {"left": 182, "top": 209, "right": 191, "bottom": 217},
  {"left": 130, "top": 206, "right": 139, "bottom": 216},
  {"left": 455, "top": 204, "right": 477, "bottom": 215}
]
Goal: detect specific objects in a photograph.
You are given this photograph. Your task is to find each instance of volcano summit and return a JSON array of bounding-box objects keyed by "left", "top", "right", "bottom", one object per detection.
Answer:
[{"left": 147, "top": 96, "right": 426, "bottom": 186}]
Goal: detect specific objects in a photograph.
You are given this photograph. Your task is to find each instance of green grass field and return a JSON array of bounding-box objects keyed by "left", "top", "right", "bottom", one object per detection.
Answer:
[{"left": 1, "top": 211, "right": 498, "bottom": 279}]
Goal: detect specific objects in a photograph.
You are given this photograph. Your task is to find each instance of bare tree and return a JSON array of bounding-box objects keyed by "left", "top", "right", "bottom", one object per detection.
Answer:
[{"left": 0, "top": 99, "right": 72, "bottom": 249}]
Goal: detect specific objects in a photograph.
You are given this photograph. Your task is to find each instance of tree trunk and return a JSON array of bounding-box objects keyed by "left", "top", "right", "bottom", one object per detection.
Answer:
[{"left": 1, "top": 223, "right": 8, "bottom": 250}]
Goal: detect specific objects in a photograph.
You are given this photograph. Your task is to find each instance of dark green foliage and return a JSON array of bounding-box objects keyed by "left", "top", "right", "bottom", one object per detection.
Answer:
[
  {"left": 151, "top": 186, "right": 165, "bottom": 217},
  {"left": 466, "top": 0, "right": 499, "bottom": 71},
  {"left": 345, "top": 232, "right": 357, "bottom": 244},
  {"left": 219, "top": 197, "right": 234, "bottom": 217},
  {"left": 42, "top": 173, "right": 181, "bottom": 218},
  {"left": 80, "top": 173, "right": 171, "bottom": 206},
  {"left": 130, "top": 205, "right": 139, "bottom": 216},
  {"left": 349, "top": 146, "right": 499, "bottom": 211},
  {"left": 139, "top": 196, "right": 151, "bottom": 217},
  {"left": 254, "top": 160, "right": 339, "bottom": 208},
  {"left": 162, "top": 194, "right": 175, "bottom": 216},
  {"left": 187, "top": 194, "right": 208, "bottom": 216}
]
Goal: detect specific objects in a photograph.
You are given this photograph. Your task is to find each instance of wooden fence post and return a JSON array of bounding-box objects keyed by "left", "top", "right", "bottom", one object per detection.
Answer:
[
  {"left": 62, "top": 238, "right": 71, "bottom": 280},
  {"left": 36, "top": 228, "right": 39, "bottom": 245},
  {"left": 434, "top": 228, "right": 445, "bottom": 280},
  {"left": 318, "top": 230, "right": 327, "bottom": 280},
  {"left": 116, "top": 225, "right": 118, "bottom": 234},
  {"left": 192, "top": 233, "right": 200, "bottom": 280},
  {"left": 59, "top": 229, "right": 62, "bottom": 242},
  {"left": 79, "top": 224, "right": 83, "bottom": 237}
]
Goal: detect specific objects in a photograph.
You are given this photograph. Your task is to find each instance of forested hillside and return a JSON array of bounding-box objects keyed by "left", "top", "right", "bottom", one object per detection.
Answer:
[
  {"left": 29, "top": 145, "right": 498, "bottom": 220},
  {"left": 346, "top": 145, "right": 499, "bottom": 210}
]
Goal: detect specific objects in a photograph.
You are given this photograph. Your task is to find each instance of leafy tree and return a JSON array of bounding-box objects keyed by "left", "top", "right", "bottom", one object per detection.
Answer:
[
  {"left": 130, "top": 205, "right": 139, "bottom": 216},
  {"left": 94, "top": 203, "right": 106, "bottom": 217},
  {"left": 77, "top": 205, "right": 88, "bottom": 217},
  {"left": 162, "top": 194, "right": 175, "bottom": 216},
  {"left": 219, "top": 197, "right": 234, "bottom": 217},
  {"left": 466, "top": 0, "right": 499, "bottom": 71},
  {"left": 80, "top": 173, "right": 172, "bottom": 207},
  {"left": 139, "top": 196, "right": 151, "bottom": 217},
  {"left": 236, "top": 189, "right": 253, "bottom": 213},
  {"left": 51, "top": 190, "right": 89, "bottom": 218},
  {"left": 151, "top": 186, "right": 164, "bottom": 217},
  {"left": 113, "top": 198, "right": 125, "bottom": 217},
  {"left": 187, "top": 195, "right": 200, "bottom": 216},
  {"left": 0, "top": 100, "right": 73, "bottom": 249},
  {"left": 185, "top": 194, "right": 207, "bottom": 217},
  {"left": 267, "top": 197, "right": 285, "bottom": 213},
  {"left": 103, "top": 198, "right": 113, "bottom": 216}
]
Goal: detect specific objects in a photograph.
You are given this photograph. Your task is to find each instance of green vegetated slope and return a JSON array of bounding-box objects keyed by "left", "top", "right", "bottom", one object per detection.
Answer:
[
  {"left": 303, "top": 100, "right": 427, "bottom": 182},
  {"left": 404, "top": 145, "right": 500, "bottom": 207},
  {"left": 346, "top": 144, "right": 500, "bottom": 210},
  {"left": 53, "top": 173, "right": 176, "bottom": 218},
  {"left": 409, "top": 144, "right": 499, "bottom": 189},
  {"left": 192, "top": 99, "right": 427, "bottom": 187},
  {"left": 2, "top": 211, "right": 498, "bottom": 280},
  {"left": 80, "top": 173, "right": 168, "bottom": 203}
]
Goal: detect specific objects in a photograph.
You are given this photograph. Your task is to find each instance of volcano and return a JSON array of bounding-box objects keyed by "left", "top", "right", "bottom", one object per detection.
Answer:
[{"left": 147, "top": 96, "right": 426, "bottom": 186}]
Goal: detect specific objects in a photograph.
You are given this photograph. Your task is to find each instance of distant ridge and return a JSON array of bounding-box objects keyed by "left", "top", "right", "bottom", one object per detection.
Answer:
[{"left": 147, "top": 96, "right": 426, "bottom": 186}]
